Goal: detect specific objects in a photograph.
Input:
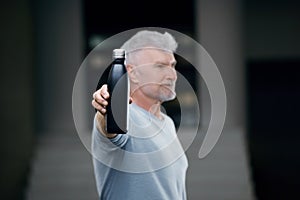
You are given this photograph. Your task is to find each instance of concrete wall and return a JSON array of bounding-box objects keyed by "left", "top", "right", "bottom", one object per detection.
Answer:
[
  {"left": 33, "top": 0, "right": 84, "bottom": 133},
  {"left": 0, "top": 1, "right": 35, "bottom": 199},
  {"left": 0, "top": 0, "right": 84, "bottom": 199}
]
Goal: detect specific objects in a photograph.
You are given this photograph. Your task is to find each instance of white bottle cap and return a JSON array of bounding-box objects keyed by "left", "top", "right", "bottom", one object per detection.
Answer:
[{"left": 113, "top": 49, "right": 125, "bottom": 59}]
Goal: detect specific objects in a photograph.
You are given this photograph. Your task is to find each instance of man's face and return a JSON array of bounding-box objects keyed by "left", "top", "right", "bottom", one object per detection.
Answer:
[{"left": 130, "top": 48, "right": 177, "bottom": 102}]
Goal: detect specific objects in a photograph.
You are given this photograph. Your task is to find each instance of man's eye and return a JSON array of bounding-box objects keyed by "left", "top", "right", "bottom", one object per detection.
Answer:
[{"left": 155, "top": 64, "right": 166, "bottom": 68}]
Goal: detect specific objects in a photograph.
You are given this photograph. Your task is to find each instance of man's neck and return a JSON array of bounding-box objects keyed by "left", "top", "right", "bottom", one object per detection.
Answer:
[{"left": 131, "top": 91, "right": 162, "bottom": 119}]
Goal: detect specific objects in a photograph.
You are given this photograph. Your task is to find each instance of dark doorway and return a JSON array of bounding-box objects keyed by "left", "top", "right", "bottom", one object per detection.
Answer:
[{"left": 246, "top": 59, "right": 300, "bottom": 199}]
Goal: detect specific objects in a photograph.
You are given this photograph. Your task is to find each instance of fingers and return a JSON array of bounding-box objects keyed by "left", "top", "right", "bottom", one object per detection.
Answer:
[
  {"left": 92, "top": 84, "right": 110, "bottom": 115},
  {"left": 100, "top": 84, "right": 110, "bottom": 99},
  {"left": 92, "top": 99, "right": 106, "bottom": 114}
]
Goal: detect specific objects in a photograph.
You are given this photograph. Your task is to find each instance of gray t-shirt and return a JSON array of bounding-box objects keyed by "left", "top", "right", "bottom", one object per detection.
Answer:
[{"left": 92, "top": 103, "right": 188, "bottom": 200}]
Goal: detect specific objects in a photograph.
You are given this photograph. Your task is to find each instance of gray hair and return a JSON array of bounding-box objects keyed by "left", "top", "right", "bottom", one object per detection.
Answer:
[{"left": 120, "top": 30, "right": 178, "bottom": 63}]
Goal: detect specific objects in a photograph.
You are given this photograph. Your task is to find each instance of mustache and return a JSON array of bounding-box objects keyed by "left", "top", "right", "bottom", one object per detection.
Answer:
[{"left": 160, "top": 81, "right": 176, "bottom": 87}]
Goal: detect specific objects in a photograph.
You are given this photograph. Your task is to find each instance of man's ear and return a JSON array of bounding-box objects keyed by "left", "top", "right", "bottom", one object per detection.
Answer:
[{"left": 126, "top": 64, "right": 139, "bottom": 83}]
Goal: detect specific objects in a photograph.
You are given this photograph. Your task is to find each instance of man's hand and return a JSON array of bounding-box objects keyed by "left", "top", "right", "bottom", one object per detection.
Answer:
[{"left": 92, "top": 84, "right": 117, "bottom": 138}]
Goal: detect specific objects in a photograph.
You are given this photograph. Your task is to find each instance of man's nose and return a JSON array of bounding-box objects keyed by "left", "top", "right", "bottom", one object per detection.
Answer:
[{"left": 167, "top": 68, "right": 177, "bottom": 81}]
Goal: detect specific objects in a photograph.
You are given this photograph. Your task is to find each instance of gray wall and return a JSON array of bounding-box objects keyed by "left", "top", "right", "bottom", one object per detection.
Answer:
[
  {"left": 0, "top": 1, "right": 34, "bottom": 199},
  {"left": 0, "top": 0, "right": 84, "bottom": 199},
  {"left": 197, "top": 0, "right": 245, "bottom": 129},
  {"left": 34, "top": 0, "right": 84, "bottom": 133}
]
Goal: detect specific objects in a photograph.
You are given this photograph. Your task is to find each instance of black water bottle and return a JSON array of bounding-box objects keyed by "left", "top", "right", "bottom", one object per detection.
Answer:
[{"left": 106, "top": 49, "right": 129, "bottom": 134}]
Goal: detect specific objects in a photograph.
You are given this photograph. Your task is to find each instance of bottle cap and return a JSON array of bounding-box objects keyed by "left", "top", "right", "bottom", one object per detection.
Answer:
[{"left": 113, "top": 49, "right": 125, "bottom": 59}]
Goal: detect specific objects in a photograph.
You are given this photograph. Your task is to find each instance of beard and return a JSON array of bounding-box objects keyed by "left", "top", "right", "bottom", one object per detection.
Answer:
[
  {"left": 133, "top": 79, "right": 177, "bottom": 103},
  {"left": 140, "top": 82, "right": 176, "bottom": 102},
  {"left": 157, "top": 84, "right": 176, "bottom": 102}
]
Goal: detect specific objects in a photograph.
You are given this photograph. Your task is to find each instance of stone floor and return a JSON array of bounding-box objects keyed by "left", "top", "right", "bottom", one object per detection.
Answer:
[{"left": 25, "top": 128, "right": 256, "bottom": 200}]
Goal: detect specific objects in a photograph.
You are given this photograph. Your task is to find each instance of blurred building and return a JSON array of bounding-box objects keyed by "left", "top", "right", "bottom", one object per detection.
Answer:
[{"left": 1, "top": 0, "right": 299, "bottom": 199}]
